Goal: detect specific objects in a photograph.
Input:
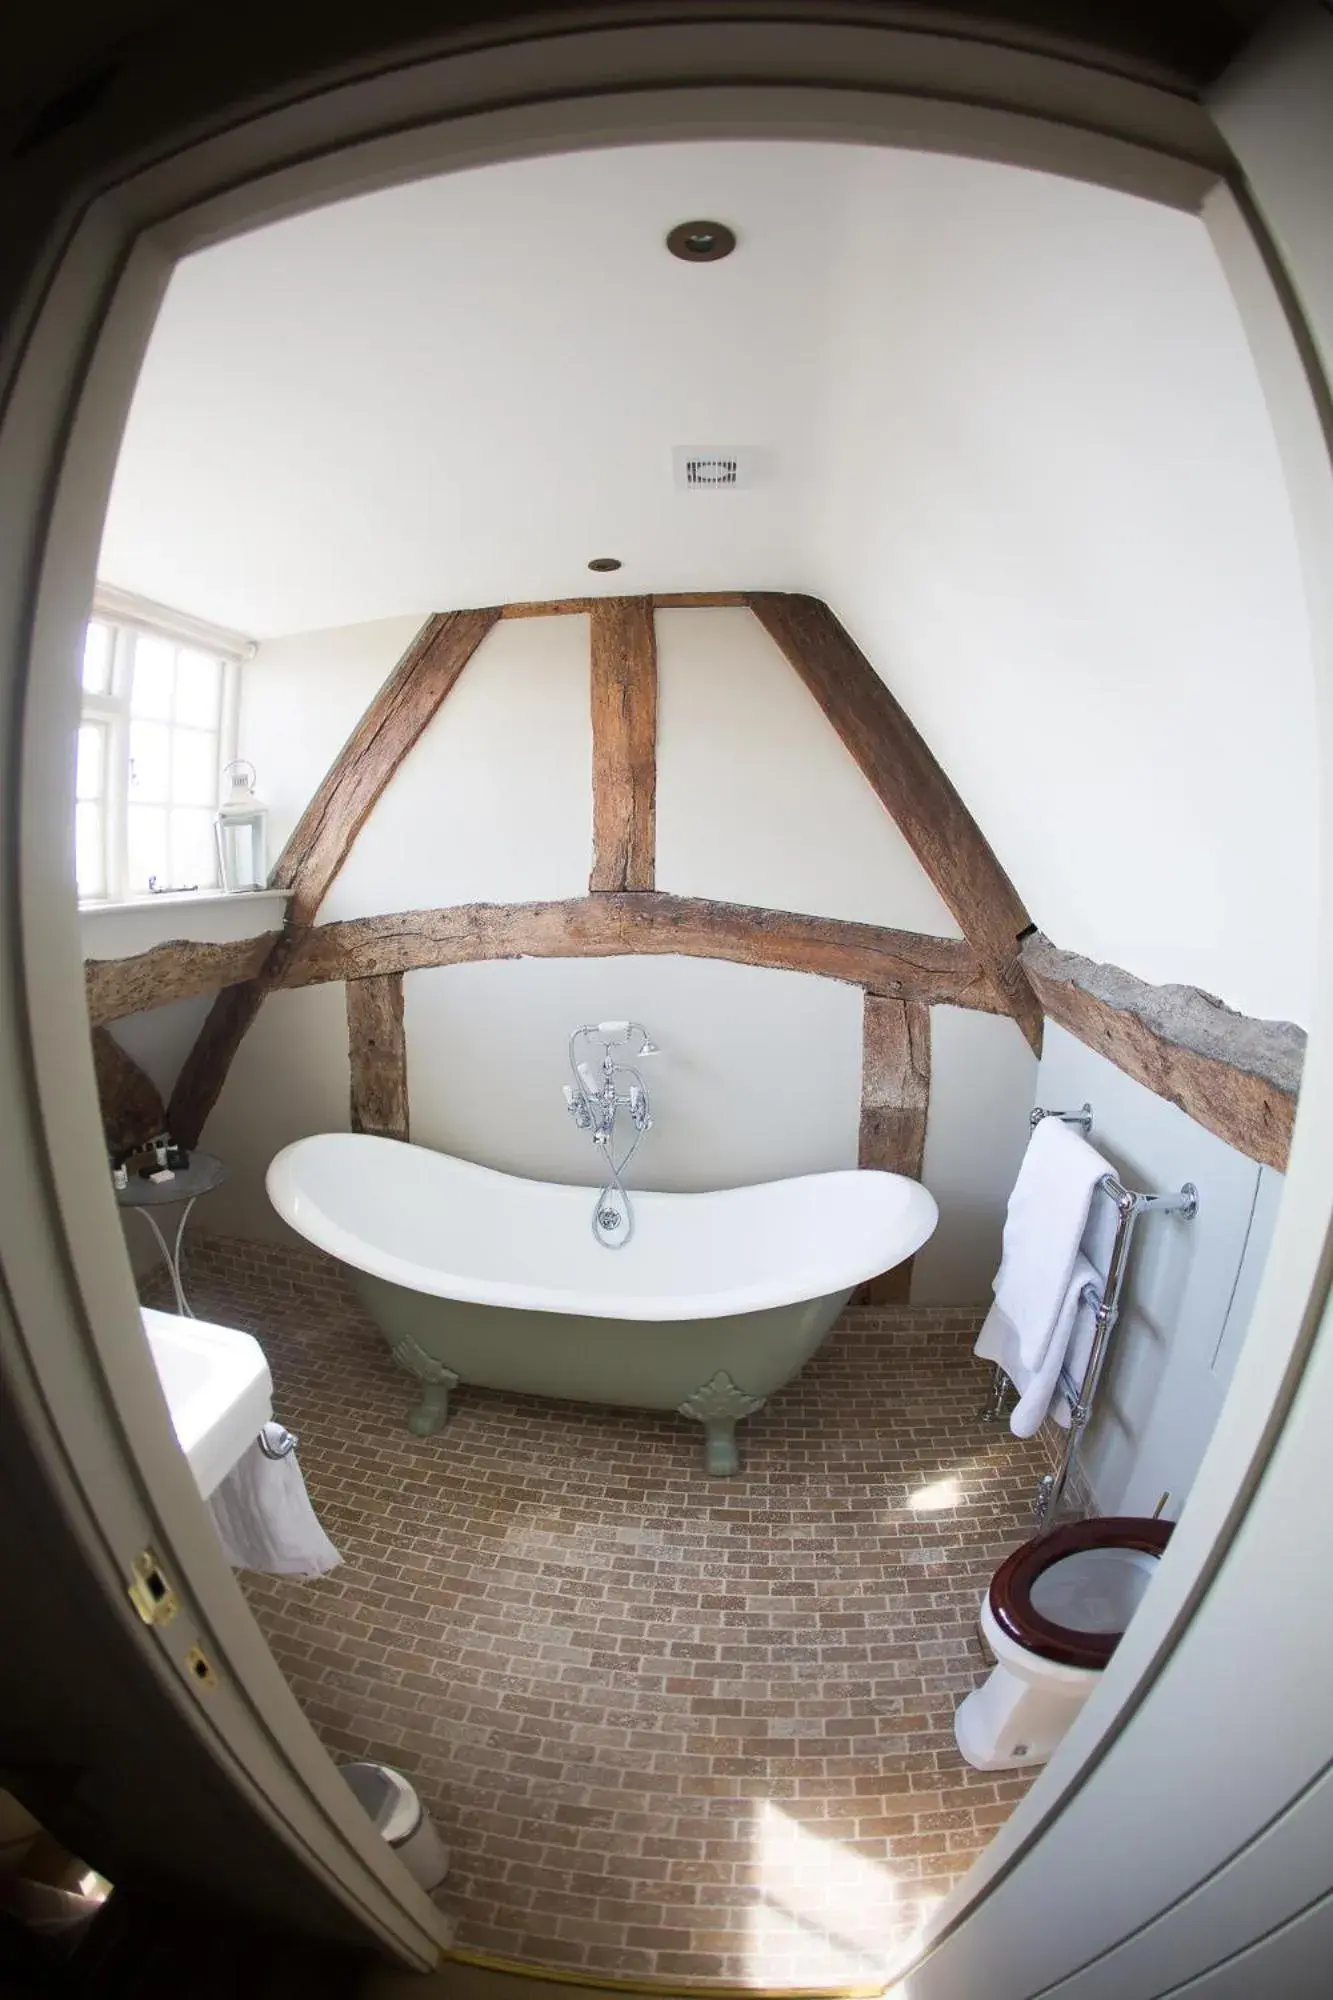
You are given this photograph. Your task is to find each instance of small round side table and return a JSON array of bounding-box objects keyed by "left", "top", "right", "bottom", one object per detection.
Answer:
[{"left": 116, "top": 1151, "right": 226, "bottom": 1318}]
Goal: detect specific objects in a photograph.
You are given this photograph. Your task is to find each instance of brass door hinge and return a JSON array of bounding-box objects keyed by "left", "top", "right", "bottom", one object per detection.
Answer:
[{"left": 127, "top": 1548, "right": 178, "bottom": 1628}]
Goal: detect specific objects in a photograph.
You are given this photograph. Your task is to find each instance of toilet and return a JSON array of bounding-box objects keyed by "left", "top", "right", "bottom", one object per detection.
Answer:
[{"left": 954, "top": 1515, "right": 1173, "bottom": 1771}]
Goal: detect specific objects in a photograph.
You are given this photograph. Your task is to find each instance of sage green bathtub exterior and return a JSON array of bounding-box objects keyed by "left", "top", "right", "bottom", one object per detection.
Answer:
[{"left": 354, "top": 1270, "right": 854, "bottom": 1474}]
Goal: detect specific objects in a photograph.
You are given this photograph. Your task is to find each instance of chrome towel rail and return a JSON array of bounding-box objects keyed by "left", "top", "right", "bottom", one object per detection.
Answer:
[{"left": 989, "top": 1105, "right": 1198, "bottom": 1525}]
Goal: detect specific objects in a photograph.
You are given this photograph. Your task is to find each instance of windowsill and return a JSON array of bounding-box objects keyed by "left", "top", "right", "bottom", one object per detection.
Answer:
[
  {"left": 81, "top": 888, "right": 288, "bottom": 966},
  {"left": 80, "top": 889, "right": 287, "bottom": 916}
]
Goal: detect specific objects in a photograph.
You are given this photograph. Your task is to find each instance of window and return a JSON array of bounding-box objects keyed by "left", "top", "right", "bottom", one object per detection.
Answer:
[{"left": 77, "top": 600, "right": 241, "bottom": 902}]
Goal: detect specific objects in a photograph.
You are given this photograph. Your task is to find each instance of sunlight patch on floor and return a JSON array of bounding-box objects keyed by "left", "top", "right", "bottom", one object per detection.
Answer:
[{"left": 745, "top": 1799, "right": 901, "bottom": 1985}]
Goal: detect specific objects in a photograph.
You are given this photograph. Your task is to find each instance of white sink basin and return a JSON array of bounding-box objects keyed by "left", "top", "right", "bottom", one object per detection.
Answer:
[{"left": 142, "top": 1308, "right": 273, "bottom": 1498}]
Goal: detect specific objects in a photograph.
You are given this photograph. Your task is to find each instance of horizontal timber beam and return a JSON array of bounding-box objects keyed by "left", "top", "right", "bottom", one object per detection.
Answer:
[
  {"left": 281, "top": 896, "right": 1005, "bottom": 1008},
  {"left": 85, "top": 933, "right": 280, "bottom": 1025},
  {"left": 1022, "top": 935, "right": 1304, "bottom": 1172},
  {"left": 499, "top": 592, "right": 748, "bottom": 618}
]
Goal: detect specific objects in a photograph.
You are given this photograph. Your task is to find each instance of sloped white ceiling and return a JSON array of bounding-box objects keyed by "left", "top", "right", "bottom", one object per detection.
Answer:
[{"left": 100, "top": 141, "right": 1318, "bottom": 1024}]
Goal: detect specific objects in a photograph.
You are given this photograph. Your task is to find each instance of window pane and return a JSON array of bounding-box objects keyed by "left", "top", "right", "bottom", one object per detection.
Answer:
[
  {"left": 130, "top": 634, "right": 175, "bottom": 719},
  {"left": 76, "top": 722, "right": 105, "bottom": 801},
  {"left": 171, "top": 727, "right": 218, "bottom": 807},
  {"left": 129, "top": 719, "right": 171, "bottom": 801},
  {"left": 82, "top": 622, "right": 113, "bottom": 694},
  {"left": 76, "top": 802, "right": 104, "bottom": 898},
  {"left": 170, "top": 808, "right": 218, "bottom": 889},
  {"left": 174, "top": 649, "right": 221, "bottom": 727},
  {"left": 127, "top": 804, "right": 169, "bottom": 892}
]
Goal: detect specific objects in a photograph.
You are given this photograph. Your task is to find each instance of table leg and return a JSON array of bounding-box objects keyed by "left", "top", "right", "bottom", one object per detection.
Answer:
[{"left": 138, "top": 1197, "right": 197, "bottom": 1317}]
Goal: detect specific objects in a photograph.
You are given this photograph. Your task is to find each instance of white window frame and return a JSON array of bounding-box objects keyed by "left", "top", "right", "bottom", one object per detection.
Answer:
[{"left": 78, "top": 587, "right": 252, "bottom": 905}]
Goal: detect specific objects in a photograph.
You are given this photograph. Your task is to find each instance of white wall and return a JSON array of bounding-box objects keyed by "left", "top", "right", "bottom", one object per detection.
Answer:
[
  {"left": 405, "top": 955, "right": 864, "bottom": 1190},
  {"left": 814, "top": 154, "right": 1318, "bottom": 1025},
  {"left": 1034, "top": 1021, "right": 1279, "bottom": 1517},
  {"left": 201, "top": 984, "right": 351, "bottom": 1248},
  {"left": 324, "top": 615, "right": 592, "bottom": 918},
  {"left": 237, "top": 615, "right": 422, "bottom": 863},
  {"left": 103, "top": 140, "right": 1319, "bottom": 1026},
  {"left": 181, "top": 607, "right": 1036, "bottom": 1286},
  {"left": 914, "top": 1006, "right": 1038, "bottom": 1304},
  {"left": 655, "top": 607, "right": 959, "bottom": 931}
]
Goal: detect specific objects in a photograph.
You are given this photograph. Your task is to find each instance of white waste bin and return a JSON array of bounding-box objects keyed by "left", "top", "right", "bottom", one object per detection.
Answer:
[{"left": 339, "top": 1761, "right": 449, "bottom": 1892}]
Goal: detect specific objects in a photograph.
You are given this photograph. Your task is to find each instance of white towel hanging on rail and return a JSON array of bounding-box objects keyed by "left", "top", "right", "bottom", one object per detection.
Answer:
[
  {"left": 208, "top": 1423, "right": 341, "bottom": 1578},
  {"left": 993, "top": 1116, "right": 1113, "bottom": 1371},
  {"left": 975, "top": 1254, "right": 1100, "bottom": 1437}
]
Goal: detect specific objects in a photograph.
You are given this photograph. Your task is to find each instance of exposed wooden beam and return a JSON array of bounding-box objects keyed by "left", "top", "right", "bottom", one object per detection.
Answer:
[
  {"left": 747, "top": 592, "right": 1043, "bottom": 1056},
  {"left": 1022, "top": 936, "right": 1304, "bottom": 1172},
  {"left": 589, "top": 597, "right": 657, "bottom": 893},
  {"left": 282, "top": 895, "right": 1003, "bottom": 1008},
  {"left": 85, "top": 933, "right": 280, "bottom": 1025},
  {"left": 651, "top": 592, "right": 749, "bottom": 610},
  {"left": 498, "top": 591, "right": 748, "bottom": 619},
  {"left": 91, "top": 1026, "right": 165, "bottom": 1157},
  {"left": 498, "top": 596, "right": 598, "bottom": 619},
  {"left": 858, "top": 998, "right": 932, "bottom": 1304},
  {"left": 271, "top": 606, "right": 501, "bottom": 927},
  {"left": 347, "top": 974, "right": 409, "bottom": 1142}
]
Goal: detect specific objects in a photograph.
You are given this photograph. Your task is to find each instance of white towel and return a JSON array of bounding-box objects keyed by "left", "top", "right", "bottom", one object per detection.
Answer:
[
  {"left": 993, "top": 1117, "right": 1113, "bottom": 1371},
  {"left": 976, "top": 1253, "right": 1101, "bottom": 1437},
  {"left": 208, "top": 1424, "right": 341, "bottom": 1578}
]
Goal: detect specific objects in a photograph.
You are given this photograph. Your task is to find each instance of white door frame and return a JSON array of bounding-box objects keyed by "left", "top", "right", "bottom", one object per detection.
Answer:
[{"left": 1, "top": 6, "right": 1329, "bottom": 1987}]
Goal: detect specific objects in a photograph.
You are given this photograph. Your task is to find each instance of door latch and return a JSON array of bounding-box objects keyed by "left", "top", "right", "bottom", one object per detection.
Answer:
[{"left": 127, "top": 1549, "right": 178, "bottom": 1628}]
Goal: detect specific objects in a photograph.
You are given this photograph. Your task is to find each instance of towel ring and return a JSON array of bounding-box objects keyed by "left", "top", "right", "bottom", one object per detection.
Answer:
[{"left": 257, "top": 1424, "right": 299, "bottom": 1461}]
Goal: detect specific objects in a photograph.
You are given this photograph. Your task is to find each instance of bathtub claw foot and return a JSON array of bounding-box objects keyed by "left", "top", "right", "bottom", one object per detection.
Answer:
[
  {"left": 677, "top": 1372, "right": 765, "bottom": 1477},
  {"left": 407, "top": 1379, "right": 455, "bottom": 1436},
  {"left": 390, "top": 1334, "right": 461, "bottom": 1437}
]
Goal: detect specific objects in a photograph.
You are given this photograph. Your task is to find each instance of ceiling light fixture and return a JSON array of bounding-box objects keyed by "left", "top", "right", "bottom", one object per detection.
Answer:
[
  {"left": 666, "top": 220, "right": 736, "bottom": 263},
  {"left": 587, "top": 557, "right": 622, "bottom": 572}
]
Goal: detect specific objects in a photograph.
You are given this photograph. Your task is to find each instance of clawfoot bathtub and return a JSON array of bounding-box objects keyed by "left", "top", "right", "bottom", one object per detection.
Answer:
[{"left": 267, "top": 1135, "right": 938, "bottom": 1474}]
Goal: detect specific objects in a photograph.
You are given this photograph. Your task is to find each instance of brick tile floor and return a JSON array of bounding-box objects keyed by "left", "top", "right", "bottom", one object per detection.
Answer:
[{"left": 163, "top": 1236, "right": 1050, "bottom": 1989}]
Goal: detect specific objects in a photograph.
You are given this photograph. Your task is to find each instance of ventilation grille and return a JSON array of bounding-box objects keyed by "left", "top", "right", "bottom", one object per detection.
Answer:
[{"left": 673, "top": 447, "right": 755, "bottom": 491}]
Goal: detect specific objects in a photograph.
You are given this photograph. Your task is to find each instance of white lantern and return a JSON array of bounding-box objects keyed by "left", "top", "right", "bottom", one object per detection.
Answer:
[{"left": 214, "top": 759, "right": 268, "bottom": 892}]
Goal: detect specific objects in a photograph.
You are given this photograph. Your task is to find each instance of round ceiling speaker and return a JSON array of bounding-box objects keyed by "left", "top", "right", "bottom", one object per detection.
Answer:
[
  {"left": 666, "top": 220, "right": 737, "bottom": 263},
  {"left": 587, "top": 557, "right": 623, "bottom": 572}
]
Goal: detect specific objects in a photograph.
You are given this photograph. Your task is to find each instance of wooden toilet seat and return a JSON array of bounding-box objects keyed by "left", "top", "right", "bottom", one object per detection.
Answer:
[{"left": 988, "top": 1516, "right": 1175, "bottom": 1669}]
